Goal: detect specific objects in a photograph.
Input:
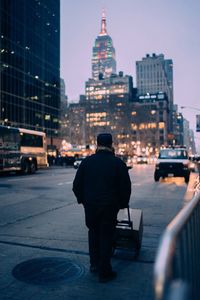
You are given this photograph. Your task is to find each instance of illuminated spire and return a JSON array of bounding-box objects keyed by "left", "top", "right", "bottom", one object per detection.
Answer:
[
  {"left": 99, "top": 10, "right": 107, "bottom": 36},
  {"left": 92, "top": 10, "right": 116, "bottom": 80}
]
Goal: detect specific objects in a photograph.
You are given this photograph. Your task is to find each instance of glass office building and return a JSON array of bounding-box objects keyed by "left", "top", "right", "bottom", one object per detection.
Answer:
[{"left": 0, "top": 0, "right": 60, "bottom": 137}]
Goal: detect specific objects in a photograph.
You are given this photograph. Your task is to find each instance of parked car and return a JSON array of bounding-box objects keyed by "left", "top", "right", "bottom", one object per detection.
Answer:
[
  {"left": 116, "top": 155, "right": 132, "bottom": 169},
  {"left": 73, "top": 157, "right": 85, "bottom": 169}
]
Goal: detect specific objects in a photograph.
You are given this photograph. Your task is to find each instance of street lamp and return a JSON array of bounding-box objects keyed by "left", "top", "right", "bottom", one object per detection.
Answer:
[
  {"left": 180, "top": 106, "right": 200, "bottom": 131},
  {"left": 181, "top": 106, "right": 200, "bottom": 112}
]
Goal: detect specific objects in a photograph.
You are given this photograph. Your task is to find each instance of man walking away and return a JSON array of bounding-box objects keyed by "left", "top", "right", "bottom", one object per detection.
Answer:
[{"left": 72, "top": 133, "right": 131, "bottom": 283}]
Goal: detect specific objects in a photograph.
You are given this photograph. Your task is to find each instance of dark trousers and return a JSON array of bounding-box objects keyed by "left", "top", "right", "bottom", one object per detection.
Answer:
[{"left": 84, "top": 203, "right": 119, "bottom": 276}]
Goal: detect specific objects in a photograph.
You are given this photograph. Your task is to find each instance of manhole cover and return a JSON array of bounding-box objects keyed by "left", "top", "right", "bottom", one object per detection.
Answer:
[{"left": 12, "top": 257, "right": 84, "bottom": 285}]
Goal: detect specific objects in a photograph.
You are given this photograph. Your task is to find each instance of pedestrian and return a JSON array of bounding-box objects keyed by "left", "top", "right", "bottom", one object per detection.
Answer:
[{"left": 72, "top": 133, "right": 131, "bottom": 283}]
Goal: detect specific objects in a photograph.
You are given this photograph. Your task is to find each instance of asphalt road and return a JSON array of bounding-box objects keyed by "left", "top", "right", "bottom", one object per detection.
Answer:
[{"left": 0, "top": 165, "right": 195, "bottom": 300}]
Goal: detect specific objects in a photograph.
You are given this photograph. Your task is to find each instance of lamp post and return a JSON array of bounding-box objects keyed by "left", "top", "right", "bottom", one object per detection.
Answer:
[
  {"left": 180, "top": 106, "right": 200, "bottom": 132},
  {"left": 181, "top": 106, "right": 200, "bottom": 112}
]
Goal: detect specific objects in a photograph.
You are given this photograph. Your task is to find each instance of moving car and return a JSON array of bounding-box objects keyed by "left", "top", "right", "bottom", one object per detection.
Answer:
[
  {"left": 136, "top": 155, "right": 148, "bottom": 164},
  {"left": 154, "top": 147, "right": 190, "bottom": 183}
]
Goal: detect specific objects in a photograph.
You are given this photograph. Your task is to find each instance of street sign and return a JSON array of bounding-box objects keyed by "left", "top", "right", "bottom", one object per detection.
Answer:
[{"left": 196, "top": 115, "right": 200, "bottom": 132}]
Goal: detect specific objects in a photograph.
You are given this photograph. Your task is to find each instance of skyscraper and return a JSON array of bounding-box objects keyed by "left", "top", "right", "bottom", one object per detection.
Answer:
[
  {"left": 92, "top": 11, "right": 116, "bottom": 80},
  {"left": 86, "top": 12, "right": 132, "bottom": 148},
  {"left": 0, "top": 0, "right": 60, "bottom": 137},
  {"left": 136, "top": 54, "right": 173, "bottom": 130},
  {"left": 136, "top": 54, "right": 173, "bottom": 102}
]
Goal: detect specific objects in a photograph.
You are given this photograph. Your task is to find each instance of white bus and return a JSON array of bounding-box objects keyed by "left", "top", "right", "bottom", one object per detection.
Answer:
[{"left": 0, "top": 125, "right": 48, "bottom": 174}]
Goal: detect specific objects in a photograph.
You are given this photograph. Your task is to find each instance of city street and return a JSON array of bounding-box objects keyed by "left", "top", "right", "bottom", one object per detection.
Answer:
[{"left": 0, "top": 165, "right": 196, "bottom": 300}]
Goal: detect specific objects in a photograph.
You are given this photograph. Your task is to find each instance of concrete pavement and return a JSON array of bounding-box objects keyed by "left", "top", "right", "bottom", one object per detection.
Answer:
[{"left": 0, "top": 202, "right": 154, "bottom": 300}]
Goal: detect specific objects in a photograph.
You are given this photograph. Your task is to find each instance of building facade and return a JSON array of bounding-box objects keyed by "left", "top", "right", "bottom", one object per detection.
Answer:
[
  {"left": 183, "top": 118, "right": 190, "bottom": 150},
  {"left": 60, "top": 78, "right": 68, "bottom": 107},
  {"left": 188, "top": 129, "right": 196, "bottom": 154},
  {"left": 171, "top": 105, "right": 184, "bottom": 146},
  {"left": 0, "top": 0, "right": 60, "bottom": 138},
  {"left": 84, "top": 73, "right": 133, "bottom": 147},
  {"left": 92, "top": 11, "right": 116, "bottom": 80},
  {"left": 63, "top": 103, "right": 86, "bottom": 146},
  {"left": 136, "top": 53, "right": 173, "bottom": 131},
  {"left": 130, "top": 92, "right": 169, "bottom": 155}
]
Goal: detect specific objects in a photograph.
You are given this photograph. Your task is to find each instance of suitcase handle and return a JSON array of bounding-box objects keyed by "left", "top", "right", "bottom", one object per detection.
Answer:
[
  {"left": 117, "top": 206, "right": 133, "bottom": 229},
  {"left": 128, "top": 207, "right": 133, "bottom": 229},
  {"left": 127, "top": 205, "right": 131, "bottom": 223}
]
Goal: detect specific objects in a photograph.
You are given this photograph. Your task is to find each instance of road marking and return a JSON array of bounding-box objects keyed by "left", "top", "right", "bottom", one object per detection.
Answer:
[
  {"left": 132, "top": 183, "right": 141, "bottom": 186},
  {"left": 8, "top": 177, "right": 35, "bottom": 182},
  {"left": 58, "top": 181, "right": 73, "bottom": 186}
]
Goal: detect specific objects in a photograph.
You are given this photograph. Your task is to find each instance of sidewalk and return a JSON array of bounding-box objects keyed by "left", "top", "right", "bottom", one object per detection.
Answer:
[{"left": 0, "top": 202, "right": 154, "bottom": 300}]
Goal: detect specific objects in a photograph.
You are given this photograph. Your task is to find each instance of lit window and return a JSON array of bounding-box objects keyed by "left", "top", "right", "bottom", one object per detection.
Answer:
[
  {"left": 159, "top": 122, "right": 165, "bottom": 129},
  {"left": 147, "top": 123, "right": 157, "bottom": 129},
  {"left": 30, "top": 96, "right": 39, "bottom": 100},
  {"left": 45, "top": 115, "right": 51, "bottom": 120},
  {"left": 131, "top": 123, "right": 137, "bottom": 130}
]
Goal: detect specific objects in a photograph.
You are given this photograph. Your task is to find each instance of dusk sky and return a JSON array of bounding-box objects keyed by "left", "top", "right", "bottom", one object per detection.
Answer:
[{"left": 60, "top": 0, "right": 200, "bottom": 147}]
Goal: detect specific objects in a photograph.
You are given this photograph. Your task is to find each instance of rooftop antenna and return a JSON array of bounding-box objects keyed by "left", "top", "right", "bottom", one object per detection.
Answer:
[{"left": 99, "top": 9, "right": 107, "bottom": 36}]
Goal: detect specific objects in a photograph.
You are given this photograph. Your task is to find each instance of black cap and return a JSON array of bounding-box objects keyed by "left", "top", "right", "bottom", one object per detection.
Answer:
[{"left": 97, "top": 133, "right": 113, "bottom": 147}]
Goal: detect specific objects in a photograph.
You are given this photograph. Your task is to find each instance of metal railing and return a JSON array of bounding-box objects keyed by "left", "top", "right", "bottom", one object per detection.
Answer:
[
  {"left": 194, "top": 174, "right": 200, "bottom": 194},
  {"left": 154, "top": 190, "right": 200, "bottom": 300}
]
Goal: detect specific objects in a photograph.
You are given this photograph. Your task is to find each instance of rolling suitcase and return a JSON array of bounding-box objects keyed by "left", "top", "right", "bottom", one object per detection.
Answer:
[{"left": 113, "top": 206, "right": 143, "bottom": 256}]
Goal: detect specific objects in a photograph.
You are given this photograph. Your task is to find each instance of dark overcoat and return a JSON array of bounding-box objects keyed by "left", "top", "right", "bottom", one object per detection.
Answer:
[{"left": 73, "top": 149, "right": 131, "bottom": 209}]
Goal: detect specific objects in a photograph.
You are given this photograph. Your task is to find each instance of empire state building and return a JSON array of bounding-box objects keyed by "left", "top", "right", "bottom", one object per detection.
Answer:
[{"left": 92, "top": 12, "right": 116, "bottom": 80}]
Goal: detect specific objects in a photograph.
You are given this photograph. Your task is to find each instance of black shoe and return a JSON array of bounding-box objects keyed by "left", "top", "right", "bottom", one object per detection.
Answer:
[
  {"left": 90, "top": 265, "right": 98, "bottom": 273},
  {"left": 99, "top": 271, "right": 117, "bottom": 283}
]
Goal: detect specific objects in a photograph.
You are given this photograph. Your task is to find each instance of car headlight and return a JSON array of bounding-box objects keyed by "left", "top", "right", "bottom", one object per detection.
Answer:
[
  {"left": 190, "top": 163, "right": 195, "bottom": 168},
  {"left": 182, "top": 161, "right": 189, "bottom": 169}
]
